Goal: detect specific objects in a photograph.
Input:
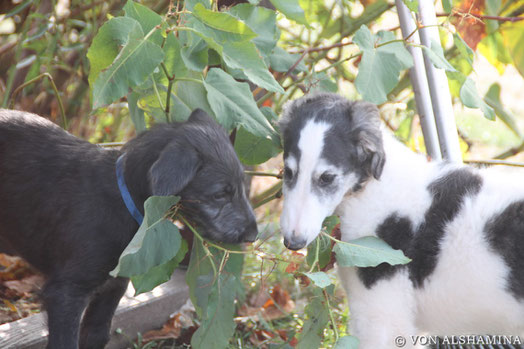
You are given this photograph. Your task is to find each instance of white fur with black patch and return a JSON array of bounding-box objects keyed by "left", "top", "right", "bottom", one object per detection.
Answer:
[{"left": 279, "top": 93, "right": 524, "bottom": 349}]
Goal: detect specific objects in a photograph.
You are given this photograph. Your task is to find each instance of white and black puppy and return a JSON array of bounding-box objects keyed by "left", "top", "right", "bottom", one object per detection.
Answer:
[
  {"left": 279, "top": 93, "right": 524, "bottom": 348},
  {"left": 0, "top": 108, "right": 257, "bottom": 349}
]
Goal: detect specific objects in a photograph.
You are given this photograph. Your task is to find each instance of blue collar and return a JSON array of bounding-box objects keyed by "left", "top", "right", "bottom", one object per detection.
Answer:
[{"left": 116, "top": 154, "right": 144, "bottom": 225}]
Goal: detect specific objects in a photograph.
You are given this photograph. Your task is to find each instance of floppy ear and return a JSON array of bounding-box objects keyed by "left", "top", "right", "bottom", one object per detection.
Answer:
[
  {"left": 148, "top": 142, "right": 201, "bottom": 196},
  {"left": 188, "top": 108, "right": 215, "bottom": 125},
  {"left": 350, "top": 101, "right": 386, "bottom": 180}
]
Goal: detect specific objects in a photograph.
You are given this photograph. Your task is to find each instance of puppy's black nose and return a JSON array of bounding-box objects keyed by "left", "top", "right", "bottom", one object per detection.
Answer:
[
  {"left": 284, "top": 237, "right": 307, "bottom": 251},
  {"left": 241, "top": 220, "right": 258, "bottom": 243}
]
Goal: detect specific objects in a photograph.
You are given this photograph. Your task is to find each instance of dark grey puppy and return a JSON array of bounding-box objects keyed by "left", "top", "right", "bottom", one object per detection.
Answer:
[{"left": 0, "top": 108, "right": 257, "bottom": 349}]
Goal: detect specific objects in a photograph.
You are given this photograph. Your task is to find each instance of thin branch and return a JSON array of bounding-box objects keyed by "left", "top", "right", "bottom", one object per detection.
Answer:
[
  {"left": 436, "top": 11, "right": 524, "bottom": 22},
  {"left": 9, "top": 73, "right": 67, "bottom": 129},
  {"left": 464, "top": 159, "right": 524, "bottom": 168}
]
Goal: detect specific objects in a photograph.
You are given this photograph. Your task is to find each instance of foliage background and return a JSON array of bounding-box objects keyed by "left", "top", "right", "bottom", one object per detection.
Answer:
[{"left": 1, "top": 0, "right": 524, "bottom": 348}]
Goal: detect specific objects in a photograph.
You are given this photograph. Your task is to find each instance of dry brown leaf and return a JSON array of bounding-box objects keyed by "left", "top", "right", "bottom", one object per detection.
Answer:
[
  {"left": 4, "top": 275, "right": 45, "bottom": 297},
  {"left": 451, "top": 0, "right": 486, "bottom": 50},
  {"left": 142, "top": 313, "right": 185, "bottom": 342}
]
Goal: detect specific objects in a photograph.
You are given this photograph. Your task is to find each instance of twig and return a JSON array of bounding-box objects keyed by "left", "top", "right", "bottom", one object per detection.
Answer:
[
  {"left": 9, "top": 73, "right": 67, "bottom": 129},
  {"left": 464, "top": 159, "right": 524, "bottom": 167},
  {"left": 436, "top": 11, "right": 524, "bottom": 22}
]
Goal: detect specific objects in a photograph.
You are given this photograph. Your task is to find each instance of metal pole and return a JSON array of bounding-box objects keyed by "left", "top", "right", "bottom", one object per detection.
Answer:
[
  {"left": 395, "top": 0, "right": 442, "bottom": 161},
  {"left": 418, "top": 0, "right": 462, "bottom": 163}
]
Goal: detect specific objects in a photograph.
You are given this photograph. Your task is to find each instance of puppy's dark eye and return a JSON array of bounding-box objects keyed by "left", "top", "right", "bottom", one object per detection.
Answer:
[
  {"left": 284, "top": 166, "right": 294, "bottom": 180},
  {"left": 319, "top": 172, "right": 336, "bottom": 186},
  {"left": 213, "top": 185, "right": 232, "bottom": 200},
  {"left": 213, "top": 191, "right": 228, "bottom": 200}
]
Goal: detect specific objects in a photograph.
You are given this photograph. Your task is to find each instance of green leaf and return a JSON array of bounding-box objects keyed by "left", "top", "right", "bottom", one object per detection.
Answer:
[
  {"left": 453, "top": 33, "right": 474, "bottom": 66},
  {"left": 162, "top": 33, "right": 188, "bottom": 80},
  {"left": 268, "top": 0, "right": 308, "bottom": 26},
  {"left": 193, "top": 3, "right": 257, "bottom": 38},
  {"left": 460, "top": 78, "right": 495, "bottom": 121},
  {"left": 186, "top": 239, "right": 244, "bottom": 349},
  {"left": 222, "top": 41, "right": 284, "bottom": 93},
  {"left": 179, "top": 32, "right": 209, "bottom": 72},
  {"left": 91, "top": 19, "right": 164, "bottom": 108},
  {"left": 204, "top": 68, "right": 278, "bottom": 140},
  {"left": 131, "top": 239, "right": 188, "bottom": 295},
  {"left": 442, "top": 0, "right": 452, "bottom": 13},
  {"left": 190, "top": 274, "right": 238, "bottom": 349},
  {"left": 334, "top": 236, "right": 411, "bottom": 268},
  {"left": 335, "top": 336, "right": 360, "bottom": 349},
  {"left": 128, "top": 91, "right": 147, "bottom": 133},
  {"left": 484, "top": 83, "right": 521, "bottom": 137},
  {"left": 234, "top": 127, "right": 280, "bottom": 165},
  {"left": 269, "top": 46, "right": 307, "bottom": 73},
  {"left": 123, "top": 0, "right": 163, "bottom": 45},
  {"left": 187, "top": 18, "right": 283, "bottom": 93},
  {"left": 402, "top": 0, "right": 418, "bottom": 13},
  {"left": 307, "top": 71, "right": 338, "bottom": 94},
  {"left": 184, "top": 0, "right": 210, "bottom": 11},
  {"left": 296, "top": 296, "right": 330, "bottom": 349},
  {"left": 307, "top": 216, "right": 338, "bottom": 269},
  {"left": 478, "top": 32, "right": 512, "bottom": 74},
  {"left": 110, "top": 196, "right": 181, "bottom": 277},
  {"left": 353, "top": 24, "right": 374, "bottom": 50},
  {"left": 376, "top": 31, "right": 413, "bottom": 70},
  {"left": 421, "top": 40, "right": 457, "bottom": 72},
  {"left": 354, "top": 25, "right": 413, "bottom": 104},
  {"left": 501, "top": 21, "right": 524, "bottom": 78},
  {"left": 302, "top": 272, "right": 333, "bottom": 288},
  {"left": 228, "top": 3, "right": 280, "bottom": 58},
  {"left": 87, "top": 17, "right": 139, "bottom": 90},
  {"left": 174, "top": 78, "right": 215, "bottom": 118}
]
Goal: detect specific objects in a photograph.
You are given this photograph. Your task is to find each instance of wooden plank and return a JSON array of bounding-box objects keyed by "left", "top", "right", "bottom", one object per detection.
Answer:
[{"left": 0, "top": 270, "right": 189, "bottom": 349}]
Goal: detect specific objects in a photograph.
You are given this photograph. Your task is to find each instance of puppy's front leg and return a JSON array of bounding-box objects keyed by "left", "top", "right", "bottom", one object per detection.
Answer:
[
  {"left": 79, "top": 277, "right": 129, "bottom": 349},
  {"left": 42, "top": 276, "right": 91, "bottom": 349},
  {"left": 338, "top": 267, "right": 418, "bottom": 349}
]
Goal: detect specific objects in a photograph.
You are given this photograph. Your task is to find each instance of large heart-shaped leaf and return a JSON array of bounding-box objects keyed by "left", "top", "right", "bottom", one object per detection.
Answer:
[
  {"left": 354, "top": 25, "right": 413, "bottom": 104},
  {"left": 91, "top": 17, "right": 164, "bottom": 108}
]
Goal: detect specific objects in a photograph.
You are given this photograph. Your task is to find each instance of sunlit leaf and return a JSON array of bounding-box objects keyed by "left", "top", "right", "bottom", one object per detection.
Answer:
[
  {"left": 402, "top": 0, "right": 418, "bottom": 13},
  {"left": 354, "top": 25, "right": 413, "bottom": 104},
  {"left": 193, "top": 3, "right": 257, "bottom": 38}
]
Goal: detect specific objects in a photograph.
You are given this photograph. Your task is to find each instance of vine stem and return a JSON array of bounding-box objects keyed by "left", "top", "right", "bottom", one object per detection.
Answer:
[
  {"left": 436, "top": 11, "right": 524, "bottom": 22},
  {"left": 323, "top": 288, "right": 340, "bottom": 342},
  {"left": 9, "top": 73, "right": 67, "bottom": 129}
]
